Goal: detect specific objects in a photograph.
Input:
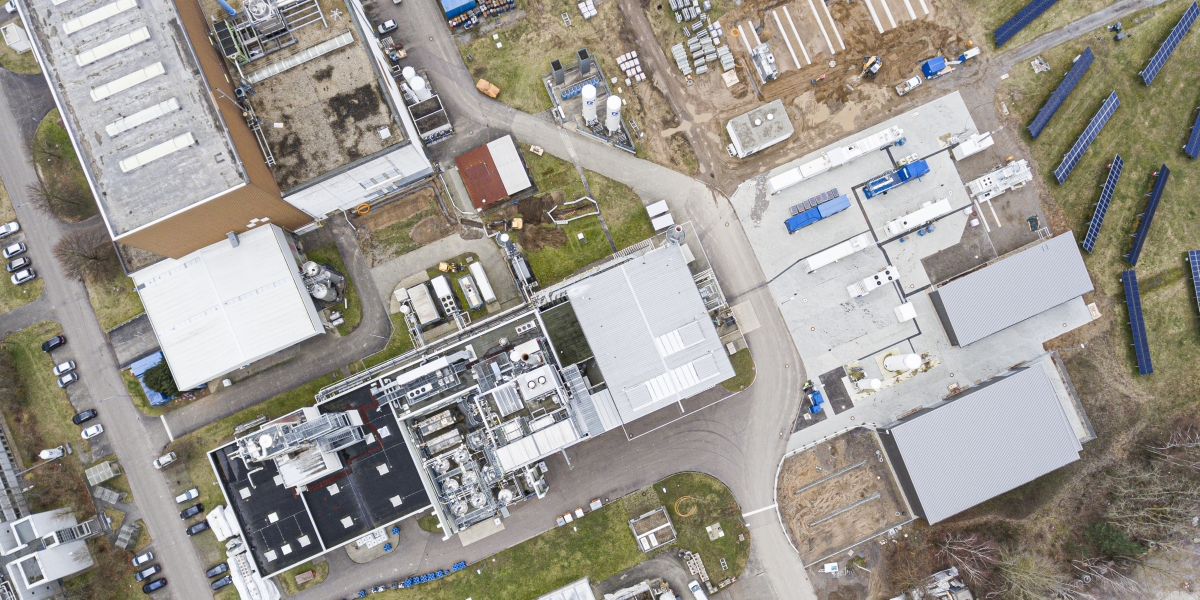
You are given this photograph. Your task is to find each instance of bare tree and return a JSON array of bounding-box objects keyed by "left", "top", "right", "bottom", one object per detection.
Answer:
[
  {"left": 26, "top": 168, "right": 93, "bottom": 222},
  {"left": 1145, "top": 426, "right": 1200, "bottom": 471},
  {"left": 1105, "top": 462, "right": 1200, "bottom": 543},
  {"left": 938, "top": 532, "right": 999, "bottom": 587},
  {"left": 53, "top": 228, "right": 116, "bottom": 281},
  {"left": 1071, "top": 558, "right": 1143, "bottom": 597},
  {"left": 989, "top": 548, "right": 1082, "bottom": 600}
]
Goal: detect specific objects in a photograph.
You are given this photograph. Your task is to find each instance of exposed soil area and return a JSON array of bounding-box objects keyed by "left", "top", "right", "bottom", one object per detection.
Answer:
[
  {"left": 491, "top": 190, "right": 574, "bottom": 252},
  {"left": 357, "top": 187, "right": 457, "bottom": 265}
]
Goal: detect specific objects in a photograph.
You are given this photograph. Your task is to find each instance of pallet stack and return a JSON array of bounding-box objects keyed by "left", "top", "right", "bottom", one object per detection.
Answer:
[
  {"left": 577, "top": 0, "right": 596, "bottom": 18},
  {"left": 617, "top": 51, "right": 646, "bottom": 84}
]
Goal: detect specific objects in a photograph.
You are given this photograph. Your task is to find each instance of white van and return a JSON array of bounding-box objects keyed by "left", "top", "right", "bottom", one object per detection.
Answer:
[{"left": 687, "top": 581, "right": 708, "bottom": 600}]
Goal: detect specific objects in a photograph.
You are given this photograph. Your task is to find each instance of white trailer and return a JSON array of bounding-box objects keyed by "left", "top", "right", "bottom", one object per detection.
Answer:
[
  {"left": 468, "top": 262, "right": 497, "bottom": 303},
  {"left": 804, "top": 232, "right": 874, "bottom": 272},
  {"left": 769, "top": 126, "right": 904, "bottom": 194},
  {"left": 884, "top": 198, "right": 953, "bottom": 236},
  {"left": 951, "top": 131, "right": 995, "bottom": 161}
]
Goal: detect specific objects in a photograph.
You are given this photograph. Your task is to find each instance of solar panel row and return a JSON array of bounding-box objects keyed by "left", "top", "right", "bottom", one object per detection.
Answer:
[
  {"left": 1140, "top": 1, "right": 1199, "bottom": 85},
  {"left": 1054, "top": 92, "right": 1119, "bottom": 184},
  {"left": 1122, "top": 270, "right": 1153, "bottom": 375},
  {"left": 1082, "top": 154, "right": 1123, "bottom": 253},
  {"left": 1186, "top": 109, "right": 1200, "bottom": 159},
  {"left": 1127, "top": 165, "right": 1169, "bottom": 266},
  {"left": 1189, "top": 249, "right": 1200, "bottom": 317},
  {"left": 1028, "top": 47, "right": 1094, "bottom": 139},
  {"left": 994, "top": 0, "right": 1061, "bottom": 47}
]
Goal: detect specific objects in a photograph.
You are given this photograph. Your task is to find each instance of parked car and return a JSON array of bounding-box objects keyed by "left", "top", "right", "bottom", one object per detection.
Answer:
[
  {"left": 57, "top": 372, "right": 78, "bottom": 388},
  {"left": 2, "top": 242, "right": 25, "bottom": 259},
  {"left": 6, "top": 256, "right": 29, "bottom": 272},
  {"left": 141, "top": 578, "right": 167, "bottom": 593},
  {"left": 377, "top": 19, "right": 397, "bottom": 34},
  {"left": 186, "top": 521, "right": 209, "bottom": 536},
  {"left": 179, "top": 504, "right": 203, "bottom": 520},
  {"left": 80, "top": 424, "right": 103, "bottom": 439},
  {"left": 211, "top": 575, "right": 233, "bottom": 590},
  {"left": 10, "top": 268, "right": 36, "bottom": 285},
  {"left": 205, "top": 562, "right": 229, "bottom": 578},
  {"left": 134, "top": 564, "right": 160, "bottom": 582},
  {"left": 72, "top": 409, "right": 98, "bottom": 425},
  {"left": 53, "top": 361, "right": 76, "bottom": 376},
  {"left": 175, "top": 488, "right": 199, "bottom": 504},
  {"left": 152, "top": 452, "right": 177, "bottom": 469},
  {"left": 131, "top": 551, "right": 154, "bottom": 567},
  {"left": 0, "top": 222, "right": 18, "bottom": 238},
  {"left": 2, "top": 1, "right": 14, "bottom": 13},
  {"left": 688, "top": 581, "right": 709, "bottom": 600},
  {"left": 41, "top": 335, "right": 66, "bottom": 352}
]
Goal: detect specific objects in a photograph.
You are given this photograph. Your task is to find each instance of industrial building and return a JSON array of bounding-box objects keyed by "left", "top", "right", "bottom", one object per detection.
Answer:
[
  {"left": 455, "top": 135, "right": 534, "bottom": 210},
  {"left": 130, "top": 225, "right": 324, "bottom": 390},
  {"left": 0, "top": 511, "right": 100, "bottom": 600},
  {"left": 17, "top": 0, "right": 432, "bottom": 258},
  {"left": 725, "top": 99, "right": 794, "bottom": 158},
  {"left": 929, "top": 233, "right": 1094, "bottom": 347}
]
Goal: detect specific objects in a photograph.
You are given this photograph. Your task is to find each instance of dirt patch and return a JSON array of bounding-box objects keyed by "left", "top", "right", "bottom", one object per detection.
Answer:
[
  {"left": 778, "top": 428, "right": 910, "bottom": 565},
  {"left": 328, "top": 84, "right": 382, "bottom": 124},
  {"left": 520, "top": 224, "right": 568, "bottom": 252},
  {"left": 360, "top": 188, "right": 434, "bottom": 231},
  {"left": 411, "top": 215, "right": 458, "bottom": 244}
]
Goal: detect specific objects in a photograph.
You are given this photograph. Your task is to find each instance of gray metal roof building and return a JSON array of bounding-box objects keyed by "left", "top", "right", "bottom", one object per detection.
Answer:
[
  {"left": 565, "top": 243, "right": 734, "bottom": 427},
  {"left": 929, "top": 233, "right": 1093, "bottom": 346},
  {"left": 725, "top": 99, "right": 793, "bottom": 159},
  {"left": 879, "top": 362, "right": 1083, "bottom": 524}
]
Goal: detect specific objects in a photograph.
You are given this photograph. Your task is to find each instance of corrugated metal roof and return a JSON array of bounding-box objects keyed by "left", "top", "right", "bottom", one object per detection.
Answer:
[
  {"left": 566, "top": 244, "right": 735, "bottom": 425},
  {"left": 486, "top": 135, "right": 532, "bottom": 196},
  {"left": 886, "top": 363, "right": 1083, "bottom": 524},
  {"left": 930, "top": 233, "right": 1093, "bottom": 346}
]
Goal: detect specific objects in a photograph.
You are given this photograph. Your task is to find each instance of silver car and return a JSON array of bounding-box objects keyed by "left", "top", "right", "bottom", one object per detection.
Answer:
[
  {"left": 2, "top": 242, "right": 25, "bottom": 259},
  {"left": 53, "top": 361, "right": 76, "bottom": 376},
  {"left": 9, "top": 268, "right": 35, "bottom": 285},
  {"left": 0, "top": 221, "right": 18, "bottom": 238}
]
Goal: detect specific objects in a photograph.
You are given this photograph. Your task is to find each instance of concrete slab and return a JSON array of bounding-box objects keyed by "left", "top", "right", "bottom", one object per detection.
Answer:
[
  {"left": 881, "top": 209, "right": 971, "bottom": 292},
  {"left": 369, "top": 235, "right": 521, "bottom": 310},
  {"left": 731, "top": 300, "right": 762, "bottom": 334},
  {"left": 458, "top": 517, "right": 505, "bottom": 546},
  {"left": 858, "top": 152, "right": 969, "bottom": 239}
]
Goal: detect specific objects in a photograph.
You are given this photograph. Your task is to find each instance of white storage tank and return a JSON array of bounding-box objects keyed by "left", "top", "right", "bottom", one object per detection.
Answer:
[
  {"left": 605, "top": 95, "right": 622, "bottom": 133},
  {"left": 411, "top": 76, "right": 432, "bottom": 102},
  {"left": 401, "top": 66, "right": 417, "bottom": 84},
  {"left": 884, "top": 353, "right": 922, "bottom": 372},
  {"left": 855, "top": 378, "right": 882, "bottom": 392},
  {"left": 581, "top": 84, "right": 598, "bottom": 124}
]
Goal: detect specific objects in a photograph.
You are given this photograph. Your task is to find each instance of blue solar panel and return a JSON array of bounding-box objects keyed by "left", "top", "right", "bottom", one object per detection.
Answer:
[
  {"left": 1081, "top": 154, "right": 1122, "bottom": 252},
  {"left": 1128, "top": 164, "right": 1170, "bottom": 266},
  {"left": 1028, "top": 47, "right": 1094, "bottom": 139},
  {"left": 1122, "top": 270, "right": 1153, "bottom": 375},
  {"left": 1186, "top": 109, "right": 1200, "bottom": 159},
  {"left": 1140, "top": 1, "right": 1199, "bottom": 85},
  {"left": 1189, "top": 249, "right": 1200, "bottom": 316},
  {"left": 994, "top": 0, "right": 1061, "bottom": 47},
  {"left": 1054, "top": 92, "right": 1119, "bottom": 184}
]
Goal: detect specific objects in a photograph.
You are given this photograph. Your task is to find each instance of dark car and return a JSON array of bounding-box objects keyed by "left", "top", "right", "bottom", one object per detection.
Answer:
[
  {"left": 141, "top": 578, "right": 167, "bottom": 593},
  {"left": 186, "top": 521, "right": 209, "bottom": 536},
  {"left": 71, "top": 409, "right": 98, "bottom": 425},
  {"left": 179, "top": 504, "right": 203, "bottom": 520},
  {"left": 134, "top": 564, "right": 160, "bottom": 582},
  {"left": 205, "top": 563, "right": 229, "bottom": 578},
  {"left": 41, "top": 335, "right": 66, "bottom": 352},
  {"left": 6, "top": 256, "right": 29, "bottom": 272},
  {"left": 211, "top": 575, "right": 233, "bottom": 591}
]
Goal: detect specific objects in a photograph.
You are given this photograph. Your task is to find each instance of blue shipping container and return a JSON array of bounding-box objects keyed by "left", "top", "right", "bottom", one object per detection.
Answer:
[
  {"left": 442, "top": 0, "right": 476, "bottom": 18},
  {"left": 785, "top": 194, "right": 850, "bottom": 233},
  {"left": 921, "top": 56, "right": 947, "bottom": 78},
  {"left": 899, "top": 159, "right": 930, "bottom": 180}
]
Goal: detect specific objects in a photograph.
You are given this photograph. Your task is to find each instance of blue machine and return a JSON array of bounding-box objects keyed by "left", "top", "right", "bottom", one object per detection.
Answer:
[
  {"left": 863, "top": 160, "right": 930, "bottom": 199},
  {"left": 441, "top": 0, "right": 476, "bottom": 18},
  {"left": 921, "top": 56, "right": 949, "bottom": 79},
  {"left": 784, "top": 194, "right": 851, "bottom": 234},
  {"left": 808, "top": 391, "right": 825, "bottom": 414}
]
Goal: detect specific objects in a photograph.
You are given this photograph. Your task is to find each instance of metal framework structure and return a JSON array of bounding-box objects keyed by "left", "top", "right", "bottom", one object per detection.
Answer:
[
  {"left": 1127, "top": 164, "right": 1169, "bottom": 266},
  {"left": 1054, "top": 91, "right": 1119, "bottom": 184},
  {"left": 1139, "top": 1, "right": 1198, "bottom": 85},
  {"left": 1121, "top": 270, "right": 1152, "bottom": 375},
  {"left": 1081, "top": 154, "right": 1122, "bottom": 252},
  {"left": 1027, "top": 47, "right": 1093, "bottom": 139}
]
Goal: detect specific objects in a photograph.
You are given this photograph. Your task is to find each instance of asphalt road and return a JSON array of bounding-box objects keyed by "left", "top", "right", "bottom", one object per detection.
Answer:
[{"left": 0, "top": 71, "right": 209, "bottom": 598}]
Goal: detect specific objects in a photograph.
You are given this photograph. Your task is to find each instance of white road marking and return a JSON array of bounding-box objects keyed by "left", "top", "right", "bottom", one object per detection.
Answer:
[
  {"left": 970, "top": 197, "right": 991, "bottom": 232},
  {"left": 821, "top": 0, "right": 846, "bottom": 49},
  {"left": 807, "top": 0, "right": 835, "bottom": 54},
  {"left": 862, "top": 0, "right": 884, "bottom": 33},
  {"left": 783, "top": 6, "right": 811, "bottom": 64},
  {"left": 160, "top": 414, "right": 174, "bottom": 442},
  {"left": 742, "top": 504, "right": 778, "bottom": 517}
]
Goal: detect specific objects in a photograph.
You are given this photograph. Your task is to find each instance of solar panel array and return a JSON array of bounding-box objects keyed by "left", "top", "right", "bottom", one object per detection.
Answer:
[
  {"left": 1186, "top": 109, "right": 1200, "bottom": 159},
  {"left": 1189, "top": 250, "right": 1200, "bottom": 316},
  {"left": 1054, "top": 92, "right": 1119, "bottom": 184},
  {"left": 994, "top": 0, "right": 1060, "bottom": 47},
  {"left": 1140, "top": 1, "right": 1199, "bottom": 85},
  {"left": 1027, "top": 47, "right": 1094, "bottom": 139},
  {"left": 1128, "top": 164, "right": 1170, "bottom": 266},
  {"left": 1122, "top": 270, "right": 1153, "bottom": 375},
  {"left": 1082, "top": 154, "right": 1123, "bottom": 252}
]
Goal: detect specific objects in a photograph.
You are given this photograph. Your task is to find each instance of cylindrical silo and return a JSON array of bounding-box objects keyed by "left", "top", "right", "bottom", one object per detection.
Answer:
[
  {"left": 883, "top": 353, "right": 922, "bottom": 372},
  {"left": 308, "top": 283, "right": 338, "bottom": 302},
  {"left": 855, "top": 378, "right": 882, "bottom": 392},
  {"left": 401, "top": 66, "right": 417, "bottom": 84},
  {"left": 411, "top": 76, "right": 432, "bottom": 102},
  {"left": 581, "top": 84, "right": 597, "bottom": 124},
  {"left": 605, "top": 95, "right": 622, "bottom": 133}
]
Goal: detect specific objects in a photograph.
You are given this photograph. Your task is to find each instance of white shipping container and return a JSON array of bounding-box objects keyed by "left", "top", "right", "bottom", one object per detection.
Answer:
[{"left": 469, "top": 262, "right": 497, "bottom": 303}]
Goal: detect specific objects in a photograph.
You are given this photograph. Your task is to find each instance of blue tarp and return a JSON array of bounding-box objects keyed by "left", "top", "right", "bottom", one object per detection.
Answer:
[
  {"left": 921, "top": 56, "right": 946, "bottom": 78},
  {"left": 129, "top": 351, "right": 170, "bottom": 406},
  {"left": 440, "top": 0, "right": 475, "bottom": 18}
]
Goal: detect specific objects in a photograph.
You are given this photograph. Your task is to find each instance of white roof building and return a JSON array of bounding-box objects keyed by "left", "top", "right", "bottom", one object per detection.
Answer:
[
  {"left": 131, "top": 224, "right": 323, "bottom": 390},
  {"left": 0, "top": 511, "right": 96, "bottom": 600}
]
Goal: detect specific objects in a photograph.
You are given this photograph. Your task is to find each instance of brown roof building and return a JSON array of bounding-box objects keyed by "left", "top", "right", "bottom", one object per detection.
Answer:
[{"left": 455, "top": 135, "right": 533, "bottom": 210}]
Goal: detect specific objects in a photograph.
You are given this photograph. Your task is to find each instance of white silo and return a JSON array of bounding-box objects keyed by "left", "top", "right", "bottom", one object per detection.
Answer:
[
  {"left": 308, "top": 283, "right": 338, "bottom": 302},
  {"left": 605, "top": 95, "right": 622, "bottom": 133},
  {"left": 581, "top": 84, "right": 598, "bottom": 124},
  {"left": 411, "top": 76, "right": 432, "bottom": 102},
  {"left": 884, "top": 353, "right": 922, "bottom": 372},
  {"left": 855, "top": 378, "right": 882, "bottom": 392},
  {"left": 401, "top": 66, "right": 417, "bottom": 84}
]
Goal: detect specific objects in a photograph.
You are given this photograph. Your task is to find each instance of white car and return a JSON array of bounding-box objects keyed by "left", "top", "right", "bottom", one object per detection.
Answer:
[
  {"left": 80, "top": 424, "right": 103, "bottom": 439},
  {"left": 131, "top": 551, "right": 154, "bottom": 567},
  {"left": 175, "top": 487, "right": 199, "bottom": 504},
  {"left": 688, "top": 581, "right": 709, "bottom": 600},
  {"left": 3, "top": 2, "right": 15, "bottom": 14},
  {"left": 53, "top": 361, "right": 76, "bottom": 376},
  {"left": 153, "top": 452, "right": 177, "bottom": 469},
  {"left": 377, "top": 19, "right": 397, "bottom": 34},
  {"left": 57, "top": 372, "right": 78, "bottom": 388},
  {"left": 10, "top": 268, "right": 35, "bottom": 285},
  {"left": 2, "top": 243, "right": 25, "bottom": 259},
  {"left": 0, "top": 222, "right": 18, "bottom": 238}
]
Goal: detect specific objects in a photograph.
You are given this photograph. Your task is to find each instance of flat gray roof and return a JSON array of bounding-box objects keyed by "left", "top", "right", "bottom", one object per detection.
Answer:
[
  {"left": 726, "top": 99, "right": 793, "bottom": 157},
  {"left": 883, "top": 362, "right": 1083, "bottom": 524},
  {"left": 24, "top": 0, "right": 245, "bottom": 236},
  {"left": 929, "top": 233, "right": 1093, "bottom": 346},
  {"left": 565, "top": 243, "right": 734, "bottom": 425}
]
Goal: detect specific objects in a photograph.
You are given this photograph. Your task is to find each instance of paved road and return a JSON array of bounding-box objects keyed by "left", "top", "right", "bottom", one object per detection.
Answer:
[{"left": 0, "top": 71, "right": 211, "bottom": 596}]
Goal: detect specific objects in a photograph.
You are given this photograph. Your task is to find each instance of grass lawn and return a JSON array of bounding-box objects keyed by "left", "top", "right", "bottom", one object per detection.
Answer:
[
  {"left": 0, "top": 19, "right": 39, "bottom": 75},
  {"left": 276, "top": 560, "right": 330, "bottom": 595},
  {"left": 132, "top": 520, "right": 151, "bottom": 551},
  {"left": 1, "top": 322, "right": 93, "bottom": 463},
  {"left": 33, "top": 109, "right": 97, "bottom": 222},
  {"left": 963, "top": 0, "right": 1117, "bottom": 49},
  {"left": 122, "top": 368, "right": 164, "bottom": 417},
  {"left": 417, "top": 511, "right": 442, "bottom": 534},
  {"left": 105, "top": 506, "right": 125, "bottom": 532},
  {"left": 85, "top": 267, "right": 143, "bottom": 331},
  {"left": 519, "top": 148, "right": 654, "bottom": 285},
  {"left": 306, "top": 243, "right": 361, "bottom": 336},
  {"left": 721, "top": 349, "right": 755, "bottom": 392},
  {"left": 362, "top": 312, "right": 416, "bottom": 369},
  {"left": 0, "top": 179, "right": 44, "bottom": 313}
]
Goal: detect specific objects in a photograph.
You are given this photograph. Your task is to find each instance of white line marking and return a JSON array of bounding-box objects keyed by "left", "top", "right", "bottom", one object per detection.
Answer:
[
  {"left": 743, "top": 504, "right": 778, "bottom": 517},
  {"left": 783, "top": 6, "right": 811, "bottom": 65},
  {"left": 878, "top": 0, "right": 897, "bottom": 28},
  {"left": 807, "top": 0, "right": 835, "bottom": 54},
  {"left": 970, "top": 198, "right": 991, "bottom": 232},
  {"left": 862, "top": 0, "right": 884, "bottom": 33},
  {"left": 902, "top": 0, "right": 917, "bottom": 20},
  {"left": 821, "top": 0, "right": 846, "bottom": 48},
  {"left": 160, "top": 414, "right": 174, "bottom": 442},
  {"left": 985, "top": 197, "right": 1002, "bottom": 228},
  {"left": 747, "top": 20, "right": 762, "bottom": 46}
]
